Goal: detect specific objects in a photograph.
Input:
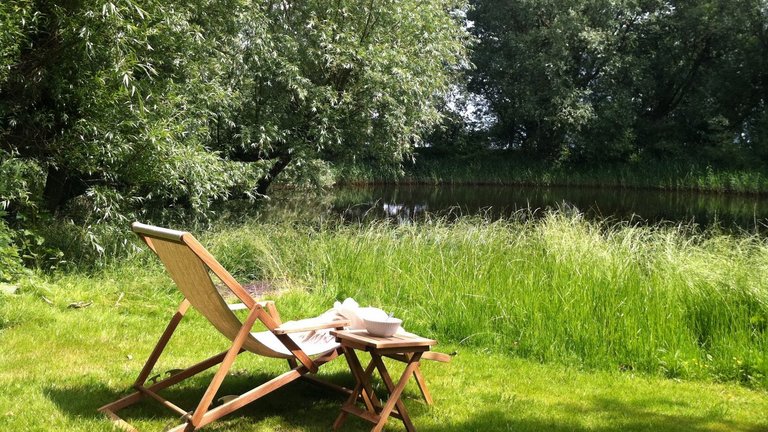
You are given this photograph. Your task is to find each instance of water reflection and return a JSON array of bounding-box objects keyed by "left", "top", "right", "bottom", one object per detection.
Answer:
[
  {"left": 329, "top": 184, "right": 768, "bottom": 231},
  {"left": 381, "top": 202, "right": 428, "bottom": 223}
]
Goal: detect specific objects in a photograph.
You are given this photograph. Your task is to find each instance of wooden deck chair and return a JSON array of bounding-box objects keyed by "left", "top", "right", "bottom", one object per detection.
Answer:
[{"left": 99, "top": 222, "right": 351, "bottom": 432}]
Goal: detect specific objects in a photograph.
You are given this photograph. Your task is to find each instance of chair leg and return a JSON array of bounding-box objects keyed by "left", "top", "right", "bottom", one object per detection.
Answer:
[
  {"left": 101, "top": 303, "right": 262, "bottom": 432},
  {"left": 99, "top": 350, "right": 232, "bottom": 416},
  {"left": 135, "top": 299, "right": 191, "bottom": 386},
  {"left": 201, "top": 347, "right": 349, "bottom": 428},
  {"left": 192, "top": 367, "right": 305, "bottom": 430},
  {"left": 187, "top": 304, "right": 264, "bottom": 428},
  {"left": 100, "top": 408, "right": 139, "bottom": 432},
  {"left": 100, "top": 299, "right": 197, "bottom": 417},
  {"left": 101, "top": 303, "right": 349, "bottom": 431}
]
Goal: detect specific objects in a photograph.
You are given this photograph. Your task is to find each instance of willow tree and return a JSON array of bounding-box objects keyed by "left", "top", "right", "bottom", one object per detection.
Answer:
[
  {"left": 0, "top": 0, "right": 261, "bottom": 226},
  {"left": 0, "top": 0, "right": 469, "bottom": 262},
  {"left": 222, "top": 0, "right": 471, "bottom": 194},
  {"left": 1, "top": 0, "right": 470, "bottom": 216}
]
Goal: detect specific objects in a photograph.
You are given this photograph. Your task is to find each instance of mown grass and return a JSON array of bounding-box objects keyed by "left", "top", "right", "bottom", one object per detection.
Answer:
[
  {"left": 1, "top": 261, "right": 768, "bottom": 431},
  {"left": 2, "top": 214, "right": 768, "bottom": 430},
  {"left": 339, "top": 153, "right": 768, "bottom": 194}
]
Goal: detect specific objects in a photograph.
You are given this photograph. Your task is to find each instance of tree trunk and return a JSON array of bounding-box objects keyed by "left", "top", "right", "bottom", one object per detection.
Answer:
[
  {"left": 42, "top": 166, "right": 88, "bottom": 212},
  {"left": 255, "top": 154, "right": 293, "bottom": 196}
]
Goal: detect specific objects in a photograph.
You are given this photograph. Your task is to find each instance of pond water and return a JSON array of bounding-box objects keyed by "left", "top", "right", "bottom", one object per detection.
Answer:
[{"left": 306, "top": 184, "right": 768, "bottom": 231}]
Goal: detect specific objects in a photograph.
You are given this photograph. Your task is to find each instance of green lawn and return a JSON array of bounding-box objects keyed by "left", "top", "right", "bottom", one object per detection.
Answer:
[{"left": 1, "top": 265, "right": 767, "bottom": 431}]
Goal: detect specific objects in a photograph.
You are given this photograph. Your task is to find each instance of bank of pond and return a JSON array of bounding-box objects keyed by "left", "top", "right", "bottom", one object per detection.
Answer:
[
  {"left": 268, "top": 183, "right": 768, "bottom": 233},
  {"left": 340, "top": 155, "right": 768, "bottom": 196}
]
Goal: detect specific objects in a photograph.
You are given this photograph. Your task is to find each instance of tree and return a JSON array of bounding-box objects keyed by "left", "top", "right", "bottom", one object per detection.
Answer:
[
  {"left": 468, "top": 0, "right": 768, "bottom": 165},
  {"left": 0, "top": 0, "right": 470, "bottom": 262},
  {"left": 628, "top": 0, "right": 768, "bottom": 164},
  {"left": 0, "top": 0, "right": 261, "bottom": 225},
  {"left": 1, "top": 0, "right": 470, "bottom": 217},
  {"left": 220, "top": 0, "right": 471, "bottom": 194},
  {"left": 468, "top": 0, "right": 634, "bottom": 159}
]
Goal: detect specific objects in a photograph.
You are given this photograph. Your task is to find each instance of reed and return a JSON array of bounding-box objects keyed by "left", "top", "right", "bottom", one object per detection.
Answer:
[
  {"left": 205, "top": 213, "right": 768, "bottom": 388},
  {"left": 339, "top": 153, "right": 768, "bottom": 194}
]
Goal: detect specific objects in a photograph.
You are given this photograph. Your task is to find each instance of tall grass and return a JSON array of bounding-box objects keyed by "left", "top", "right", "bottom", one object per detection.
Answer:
[{"left": 203, "top": 213, "right": 768, "bottom": 388}]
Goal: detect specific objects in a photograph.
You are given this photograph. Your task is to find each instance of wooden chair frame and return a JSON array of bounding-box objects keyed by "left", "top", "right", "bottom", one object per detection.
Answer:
[{"left": 98, "top": 223, "right": 350, "bottom": 432}]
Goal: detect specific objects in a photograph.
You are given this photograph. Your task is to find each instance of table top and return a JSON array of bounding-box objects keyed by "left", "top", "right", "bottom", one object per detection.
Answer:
[{"left": 331, "top": 329, "right": 437, "bottom": 351}]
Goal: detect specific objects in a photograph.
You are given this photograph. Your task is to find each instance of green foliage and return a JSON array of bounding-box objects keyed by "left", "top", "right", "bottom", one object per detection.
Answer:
[
  {"left": 468, "top": 0, "right": 768, "bottom": 164},
  {"left": 0, "top": 150, "right": 43, "bottom": 210},
  {"left": 0, "top": 1, "right": 261, "bottom": 209},
  {"left": 341, "top": 150, "right": 768, "bottom": 194},
  {"left": 0, "top": 216, "right": 27, "bottom": 283},
  {"left": 222, "top": 0, "right": 471, "bottom": 191},
  {"left": 0, "top": 0, "right": 470, "bottom": 263},
  {"left": 0, "top": 151, "right": 55, "bottom": 277},
  {"left": 0, "top": 0, "right": 267, "bottom": 261},
  {"left": 425, "top": 108, "right": 490, "bottom": 155},
  {"left": 0, "top": 1, "right": 36, "bottom": 86}
]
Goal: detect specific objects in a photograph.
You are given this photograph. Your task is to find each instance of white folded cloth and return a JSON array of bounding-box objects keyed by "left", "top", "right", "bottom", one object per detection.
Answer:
[
  {"left": 333, "top": 298, "right": 406, "bottom": 334},
  {"left": 259, "top": 298, "right": 407, "bottom": 358}
]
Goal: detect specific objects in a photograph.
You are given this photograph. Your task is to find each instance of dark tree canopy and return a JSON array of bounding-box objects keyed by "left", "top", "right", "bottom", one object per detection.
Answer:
[
  {"left": 467, "top": 0, "right": 768, "bottom": 165},
  {"left": 1, "top": 0, "right": 258, "bottom": 222}
]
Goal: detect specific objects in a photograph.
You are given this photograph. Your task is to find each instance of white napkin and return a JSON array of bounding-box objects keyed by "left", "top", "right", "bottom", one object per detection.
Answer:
[{"left": 333, "top": 297, "right": 405, "bottom": 334}]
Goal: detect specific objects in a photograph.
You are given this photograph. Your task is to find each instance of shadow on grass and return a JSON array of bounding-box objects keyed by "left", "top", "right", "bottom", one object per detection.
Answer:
[
  {"left": 45, "top": 372, "right": 768, "bottom": 432},
  {"left": 44, "top": 371, "right": 358, "bottom": 431},
  {"left": 417, "top": 397, "right": 768, "bottom": 432}
]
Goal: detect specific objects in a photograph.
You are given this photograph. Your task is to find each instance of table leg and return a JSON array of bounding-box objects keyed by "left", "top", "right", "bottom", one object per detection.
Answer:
[
  {"left": 333, "top": 347, "right": 380, "bottom": 430},
  {"left": 333, "top": 381, "right": 359, "bottom": 428},
  {"left": 371, "top": 352, "right": 423, "bottom": 432},
  {"left": 349, "top": 349, "right": 382, "bottom": 411}
]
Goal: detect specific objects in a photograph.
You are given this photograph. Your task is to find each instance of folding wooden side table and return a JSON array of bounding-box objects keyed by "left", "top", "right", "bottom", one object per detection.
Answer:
[{"left": 331, "top": 329, "right": 437, "bottom": 432}]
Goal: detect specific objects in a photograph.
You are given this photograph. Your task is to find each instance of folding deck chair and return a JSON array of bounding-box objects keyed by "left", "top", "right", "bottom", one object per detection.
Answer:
[{"left": 99, "top": 222, "right": 352, "bottom": 432}]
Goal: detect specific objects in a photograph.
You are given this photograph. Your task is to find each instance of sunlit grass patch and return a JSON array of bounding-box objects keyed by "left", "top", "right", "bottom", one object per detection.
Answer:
[
  {"left": 198, "top": 214, "right": 768, "bottom": 387},
  {"left": 2, "top": 214, "right": 768, "bottom": 430},
  {"left": 1, "top": 280, "right": 767, "bottom": 431}
]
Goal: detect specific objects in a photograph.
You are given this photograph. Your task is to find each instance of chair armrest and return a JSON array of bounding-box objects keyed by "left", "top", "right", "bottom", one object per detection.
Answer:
[
  {"left": 422, "top": 351, "right": 453, "bottom": 363},
  {"left": 273, "top": 319, "right": 350, "bottom": 335}
]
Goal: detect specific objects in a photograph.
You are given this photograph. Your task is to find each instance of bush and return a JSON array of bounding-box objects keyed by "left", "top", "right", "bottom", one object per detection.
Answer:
[{"left": 0, "top": 216, "right": 26, "bottom": 283}]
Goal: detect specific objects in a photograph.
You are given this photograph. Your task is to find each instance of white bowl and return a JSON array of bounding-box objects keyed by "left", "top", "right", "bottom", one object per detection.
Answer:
[{"left": 364, "top": 317, "right": 402, "bottom": 337}]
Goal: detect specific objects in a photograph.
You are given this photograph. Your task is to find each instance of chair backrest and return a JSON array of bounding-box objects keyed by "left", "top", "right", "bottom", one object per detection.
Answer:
[{"left": 131, "top": 222, "right": 264, "bottom": 351}]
